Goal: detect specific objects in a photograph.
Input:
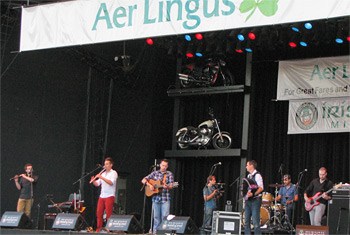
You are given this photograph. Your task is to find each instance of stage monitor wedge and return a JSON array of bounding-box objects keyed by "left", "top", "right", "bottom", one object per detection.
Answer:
[
  {"left": 0, "top": 211, "right": 32, "bottom": 229},
  {"left": 52, "top": 213, "right": 87, "bottom": 231},
  {"left": 106, "top": 215, "right": 142, "bottom": 233},
  {"left": 157, "top": 216, "right": 199, "bottom": 234}
]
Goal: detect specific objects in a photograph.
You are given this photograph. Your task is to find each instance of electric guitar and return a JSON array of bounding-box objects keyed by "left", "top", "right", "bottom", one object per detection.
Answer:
[
  {"left": 304, "top": 183, "right": 342, "bottom": 211},
  {"left": 145, "top": 179, "right": 179, "bottom": 197}
]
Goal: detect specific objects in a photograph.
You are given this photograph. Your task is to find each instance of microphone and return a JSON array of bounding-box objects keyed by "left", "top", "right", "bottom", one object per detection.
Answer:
[
  {"left": 96, "top": 164, "right": 103, "bottom": 168},
  {"left": 278, "top": 164, "right": 283, "bottom": 173},
  {"left": 214, "top": 162, "right": 222, "bottom": 166},
  {"left": 151, "top": 164, "right": 159, "bottom": 167},
  {"left": 300, "top": 169, "right": 307, "bottom": 174},
  {"left": 303, "top": 169, "right": 308, "bottom": 172}
]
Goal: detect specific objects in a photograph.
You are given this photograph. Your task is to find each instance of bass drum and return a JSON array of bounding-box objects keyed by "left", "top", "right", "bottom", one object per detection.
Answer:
[{"left": 241, "top": 206, "right": 270, "bottom": 228}]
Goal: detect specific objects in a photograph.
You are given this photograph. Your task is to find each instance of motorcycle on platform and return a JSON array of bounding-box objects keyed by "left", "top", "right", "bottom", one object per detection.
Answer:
[
  {"left": 178, "top": 58, "right": 235, "bottom": 88},
  {"left": 176, "top": 109, "right": 232, "bottom": 149}
]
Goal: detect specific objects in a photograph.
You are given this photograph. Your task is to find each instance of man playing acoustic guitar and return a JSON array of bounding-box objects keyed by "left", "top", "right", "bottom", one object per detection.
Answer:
[
  {"left": 142, "top": 159, "right": 174, "bottom": 233},
  {"left": 304, "top": 167, "right": 333, "bottom": 226}
]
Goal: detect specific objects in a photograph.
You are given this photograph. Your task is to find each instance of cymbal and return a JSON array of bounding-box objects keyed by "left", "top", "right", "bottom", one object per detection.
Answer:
[{"left": 268, "top": 183, "right": 282, "bottom": 188}]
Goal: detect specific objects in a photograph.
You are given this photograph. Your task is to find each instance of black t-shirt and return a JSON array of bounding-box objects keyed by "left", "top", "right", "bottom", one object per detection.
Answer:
[
  {"left": 304, "top": 178, "right": 333, "bottom": 205},
  {"left": 19, "top": 175, "right": 38, "bottom": 199}
]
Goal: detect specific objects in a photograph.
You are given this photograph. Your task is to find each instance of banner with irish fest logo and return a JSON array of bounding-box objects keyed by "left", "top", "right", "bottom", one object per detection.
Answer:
[
  {"left": 288, "top": 97, "right": 350, "bottom": 134},
  {"left": 277, "top": 56, "right": 350, "bottom": 100}
]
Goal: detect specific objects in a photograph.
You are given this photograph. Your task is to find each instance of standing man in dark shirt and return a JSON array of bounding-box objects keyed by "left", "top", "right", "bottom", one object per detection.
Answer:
[
  {"left": 244, "top": 160, "right": 264, "bottom": 235},
  {"left": 14, "top": 163, "right": 38, "bottom": 218},
  {"left": 142, "top": 159, "right": 174, "bottom": 233},
  {"left": 304, "top": 167, "right": 333, "bottom": 226}
]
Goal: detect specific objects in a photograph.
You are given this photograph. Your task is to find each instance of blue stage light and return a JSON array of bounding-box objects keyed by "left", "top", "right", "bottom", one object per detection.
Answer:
[
  {"left": 304, "top": 23, "right": 312, "bottom": 29},
  {"left": 335, "top": 38, "right": 344, "bottom": 44},
  {"left": 237, "top": 34, "right": 245, "bottom": 41},
  {"left": 185, "top": 35, "right": 191, "bottom": 41},
  {"left": 196, "top": 52, "right": 203, "bottom": 57},
  {"left": 300, "top": 41, "right": 307, "bottom": 47}
]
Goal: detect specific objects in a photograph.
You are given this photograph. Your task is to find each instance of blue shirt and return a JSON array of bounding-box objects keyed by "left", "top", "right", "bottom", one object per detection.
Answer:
[
  {"left": 278, "top": 184, "right": 298, "bottom": 206},
  {"left": 203, "top": 186, "right": 217, "bottom": 210},
  {"left": 145, "top": 170, "right": 174, "bottom": 203}
]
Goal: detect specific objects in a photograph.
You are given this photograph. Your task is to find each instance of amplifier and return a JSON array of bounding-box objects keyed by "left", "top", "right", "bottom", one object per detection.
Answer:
[
  {"left": 331, "top": 188, "right": 350, "bottom": 197},
  {"left": 212, "top": 211, "right": 241, "bottom": 235}
]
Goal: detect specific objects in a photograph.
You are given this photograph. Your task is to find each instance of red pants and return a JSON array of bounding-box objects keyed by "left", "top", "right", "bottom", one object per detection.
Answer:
[{"left": 96, "top": 196, "right": 115, "bottom": 231}]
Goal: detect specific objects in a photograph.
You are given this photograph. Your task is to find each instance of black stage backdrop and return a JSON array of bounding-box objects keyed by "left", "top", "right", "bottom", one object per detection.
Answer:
[{"left": 1, "top": 15, "right": 349, "bottom": 232}]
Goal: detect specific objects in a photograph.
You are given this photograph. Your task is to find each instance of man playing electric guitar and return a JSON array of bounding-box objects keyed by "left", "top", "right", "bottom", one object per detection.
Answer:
[
  {"left": 141, "top": 159, "right": 174, "bottom": 233},
  {"left": 304, "top": 167, "right": 333, "bottom": 226}
]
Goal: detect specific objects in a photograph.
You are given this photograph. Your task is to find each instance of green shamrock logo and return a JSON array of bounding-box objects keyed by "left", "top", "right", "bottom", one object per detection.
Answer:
[{"left": 239, "top": 0, "right": 279, "bottom": 22}]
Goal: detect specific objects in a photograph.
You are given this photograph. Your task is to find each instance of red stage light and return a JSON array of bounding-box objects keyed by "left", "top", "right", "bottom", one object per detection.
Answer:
[
  {"left": 289, "top": 42, "right": 297, "bottom": 47},
  {"left": 235, "top": 49, "right": 243, "bottom": 53},
  {"left": 248, "top": 33, "right": 256, "bottom": 40},
  {"left": 347, "top": 36, "right": 350, "bottom": 42},
  {"left": 195, "top": 33, "right": 203, "bottom": 40},
  {"left": 186, "top": 53, "right": 194, "bottom": 57},
  {"left": 146, "top": 38, "right": 154, "bottom": 45}
]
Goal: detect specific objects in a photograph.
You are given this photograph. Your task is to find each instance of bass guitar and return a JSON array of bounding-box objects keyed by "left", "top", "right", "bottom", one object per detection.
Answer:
[
  {"left": 145, "top": 179, "right": 179, "bottom": 197},
  {"left": 304, "top": 183, "right": 342, "bottom": 211}
]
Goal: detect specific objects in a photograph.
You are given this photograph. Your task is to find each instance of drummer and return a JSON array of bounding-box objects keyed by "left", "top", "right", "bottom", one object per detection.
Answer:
[{"left": 274, "top": 174, "right": 298, "bottom": 221}]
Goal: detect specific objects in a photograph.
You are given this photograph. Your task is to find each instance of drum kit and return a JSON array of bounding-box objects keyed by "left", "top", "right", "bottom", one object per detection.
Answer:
[{"left": 241, "top": 183, "right": 294, "bottom": 232}]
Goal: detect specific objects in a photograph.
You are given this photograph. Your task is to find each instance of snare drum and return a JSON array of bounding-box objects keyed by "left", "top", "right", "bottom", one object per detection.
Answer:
[
  {"left": 271, "top": 203, "right": 285, "bottom": 211},
  {"left": 262, "top": 192, "right": 273, "bottom": 205}
]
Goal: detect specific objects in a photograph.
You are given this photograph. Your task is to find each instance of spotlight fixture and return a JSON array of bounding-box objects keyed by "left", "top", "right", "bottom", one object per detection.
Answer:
[
  {"left": 248, "top": 28, "right": 260, "bottom": 40},
  {"left": 195, "top": 43, "right": 205, "bottom": 57},
  {"left": 289, "top": 34, "right": 299, "bottom": 48},
  {"left": 195, "top": 33, "right": 203, "bottom": 40},
  {"left": 291, "top": 23, "right": 300, "bottom": 32},
  {"left": 245, "top": 41, "right": 253, "bottom": 52},
  {"left": 237, "top": 29, "right": 249, "bottom": 41},
  {"left": 185, "top": 34, "right": 192, "bottom": 41},
  {"left": 304, "top": 22, "right": 312, "bottom": 29},
  {"left": 186, "top": 43, "right": 194, "bottom": 57},
  {"left": 146, "top": 38, "right": 154, "bottom": 45},
  {"left": 235, "top": 41, "right": 243, "bottom": 53}
]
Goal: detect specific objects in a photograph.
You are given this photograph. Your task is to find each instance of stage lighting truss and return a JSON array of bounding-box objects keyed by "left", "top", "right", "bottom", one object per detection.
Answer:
[{"left": 149, "top": 17, "right": 349, "bottom": 57}]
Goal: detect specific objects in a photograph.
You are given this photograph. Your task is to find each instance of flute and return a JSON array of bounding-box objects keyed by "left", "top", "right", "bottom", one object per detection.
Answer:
[
  {"left": 89, "top": 168, "right": 106, "bottom": 183},
  {"left": 9, "top": 175, "right": 22, "bottom": 181}
]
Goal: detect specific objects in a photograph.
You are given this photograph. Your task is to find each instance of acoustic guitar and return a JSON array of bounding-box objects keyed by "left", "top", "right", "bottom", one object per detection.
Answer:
[
  {"left": 145, "top": 179, "right": 179, "bottom": 197},
  {"left": 304, "top": 183, "right": 342, "bottom": 211}
]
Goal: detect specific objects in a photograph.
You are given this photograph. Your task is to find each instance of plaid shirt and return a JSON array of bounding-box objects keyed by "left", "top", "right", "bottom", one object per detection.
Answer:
[{"left": 145, "top": 170, "right": 174, "bottom": 203}]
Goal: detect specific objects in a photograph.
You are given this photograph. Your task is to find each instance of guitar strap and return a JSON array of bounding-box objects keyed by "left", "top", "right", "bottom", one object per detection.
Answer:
[{"left": 162, "top": 173, "right": 167, "bottom": 184}]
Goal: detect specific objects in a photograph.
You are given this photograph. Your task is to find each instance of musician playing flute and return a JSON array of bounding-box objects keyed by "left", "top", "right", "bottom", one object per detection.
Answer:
[
  {"left": 14, "top": 163, "right": 38, "bottom": 218},
  {"left": 244, "top": 160, "right": 264, "bottom": 235},
  {"left": 91, "top": 157, "right": 118, "bottom": 232},
  {"left": 304, "top": 167, "right": 332, "bottom": 226}
]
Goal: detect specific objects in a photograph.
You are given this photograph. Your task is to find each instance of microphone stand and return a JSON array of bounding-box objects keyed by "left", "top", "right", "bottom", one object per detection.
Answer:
[
  {"left": 293, "top": 170, "right": 306, "bottom": 229},
  {"left": 140, "top": 160, "right": 157, "bottom": 233},
  {"left": 229, "top": 172, "right": 245, "bottom": 211},
  {"left": 73, "top": 165, "right": 102, "bottom": 185}
]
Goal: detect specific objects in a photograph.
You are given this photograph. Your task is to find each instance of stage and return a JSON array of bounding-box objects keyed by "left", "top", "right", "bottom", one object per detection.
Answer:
[{"left": 0, "top": 228, "right": 294, "bottom": 235}]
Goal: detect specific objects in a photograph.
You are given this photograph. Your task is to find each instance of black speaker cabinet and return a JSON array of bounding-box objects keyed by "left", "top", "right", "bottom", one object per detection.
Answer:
[
  {"left": 106, "top": 215, "right": 142, "bottom": 233},
  {"left": 0, "top": 211, "right": 32, "bottom": 229},
  {"left": 328, "top": 197, "right": 350, "bottom": 234},
  {"left": 157, "top": 216, "right": 199, "bottom": 234},
  {"left": 51, "top": 213, "right": 87, "bottom": 231}
]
